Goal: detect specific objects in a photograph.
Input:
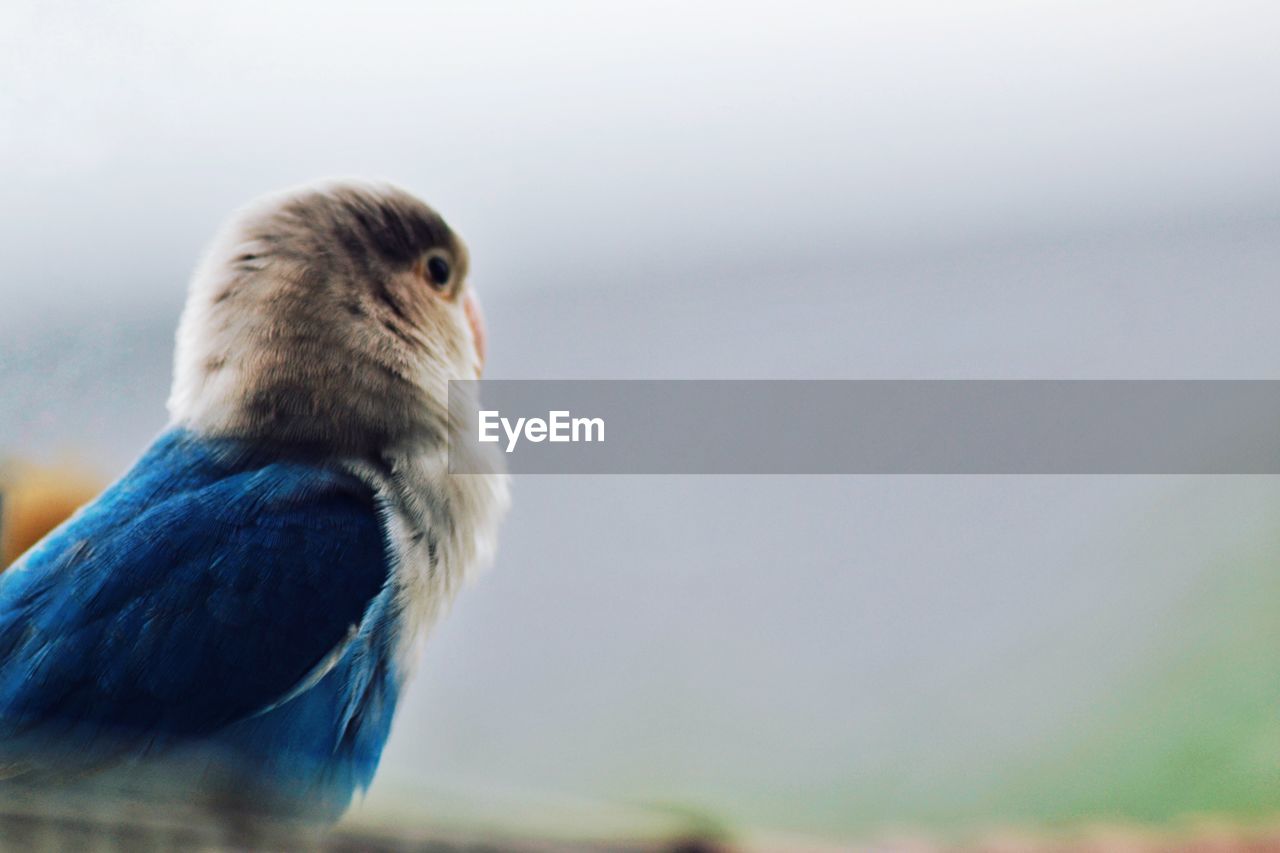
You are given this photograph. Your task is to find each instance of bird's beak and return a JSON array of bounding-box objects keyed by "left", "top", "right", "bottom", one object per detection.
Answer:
[{"left": 464, "top": 290, "right": 487, "bottom": 377}]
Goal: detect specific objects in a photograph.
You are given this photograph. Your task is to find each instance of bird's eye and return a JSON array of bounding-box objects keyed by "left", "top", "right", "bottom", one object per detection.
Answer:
[{"left": 426, "top": 255, "right": 451, "bottom": 289}]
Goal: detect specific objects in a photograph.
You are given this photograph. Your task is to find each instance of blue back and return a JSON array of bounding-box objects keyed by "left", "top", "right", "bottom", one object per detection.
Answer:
[{"left": 0, "top": 429, "right": 401, "bottom": 818}]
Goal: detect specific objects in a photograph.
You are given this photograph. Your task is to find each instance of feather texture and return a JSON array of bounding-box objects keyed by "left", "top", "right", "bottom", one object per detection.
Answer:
[{"left": 0, "top": 429, "right": 400, "bottom": 817}]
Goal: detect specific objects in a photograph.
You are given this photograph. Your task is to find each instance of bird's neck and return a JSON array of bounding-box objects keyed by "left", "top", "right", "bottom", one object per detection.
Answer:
[{"left": 341, "top": 442, "right": 509, "bottom": 669}]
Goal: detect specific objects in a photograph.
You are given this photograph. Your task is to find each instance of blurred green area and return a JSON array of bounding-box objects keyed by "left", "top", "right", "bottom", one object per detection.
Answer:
[
  {"left": 1016, "top": 532, "right": 1280, "bottom": 825},
  {"left": 710, "top": 495, "right": 1280, "bottom": 843}
]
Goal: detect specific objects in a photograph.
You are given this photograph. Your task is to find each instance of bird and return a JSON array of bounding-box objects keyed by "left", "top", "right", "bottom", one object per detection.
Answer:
[{"left": 0, "top": 182, "right": 509, "bottom": 828}]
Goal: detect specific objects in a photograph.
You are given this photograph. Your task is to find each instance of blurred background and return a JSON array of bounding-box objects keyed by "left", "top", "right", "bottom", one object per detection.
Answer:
[{"left": 2, "top": 1, "right": 1279, "bottom": 848}]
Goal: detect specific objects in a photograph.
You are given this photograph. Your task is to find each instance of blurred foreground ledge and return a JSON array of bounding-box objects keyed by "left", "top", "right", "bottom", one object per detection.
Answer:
[
  {"left": 0, "top": 790, "right": 730, "bottom": 852},
  {"left": 0, "top": 794, "right": 1278, "bottom": 853}
]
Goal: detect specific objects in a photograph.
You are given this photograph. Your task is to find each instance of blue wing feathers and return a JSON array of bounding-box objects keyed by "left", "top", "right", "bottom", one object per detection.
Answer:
[{"left": 0, "top": 428, "right": 402, "bottom": 813}]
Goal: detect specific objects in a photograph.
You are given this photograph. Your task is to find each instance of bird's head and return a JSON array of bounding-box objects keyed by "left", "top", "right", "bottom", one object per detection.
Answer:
[{"left": 169, "top": 181, "right": 486, "bottom": 454}]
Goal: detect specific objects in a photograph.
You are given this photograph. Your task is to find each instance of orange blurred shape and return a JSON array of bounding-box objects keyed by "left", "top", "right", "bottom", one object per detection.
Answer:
[{"left": 0, "top": 460, "right": 103, "bottom": 568}]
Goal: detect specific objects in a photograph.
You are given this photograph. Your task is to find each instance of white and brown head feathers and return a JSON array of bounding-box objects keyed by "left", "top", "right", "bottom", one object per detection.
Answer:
[{"left": 169, "top": 181, "right": 485, "bottom": 454}]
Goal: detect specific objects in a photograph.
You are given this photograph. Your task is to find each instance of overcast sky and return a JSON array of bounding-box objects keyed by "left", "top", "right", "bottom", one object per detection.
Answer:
[{"left": 2, "top": 0, "right": 1278, "bottom": 324}]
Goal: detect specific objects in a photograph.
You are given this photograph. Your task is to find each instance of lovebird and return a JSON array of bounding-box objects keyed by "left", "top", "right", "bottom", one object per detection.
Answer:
[{"left": 0, "top": 183, "right": 509, "bottom": 825}]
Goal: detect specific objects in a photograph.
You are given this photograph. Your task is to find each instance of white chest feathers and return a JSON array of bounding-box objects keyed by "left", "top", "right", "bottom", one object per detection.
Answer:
[{"left": 343, "top": 448, "right": 509, "bottom": 668}]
